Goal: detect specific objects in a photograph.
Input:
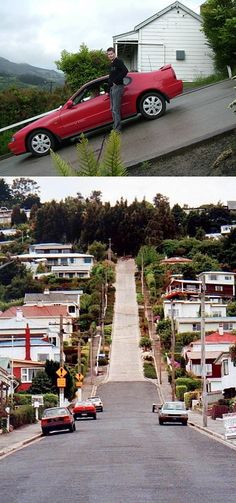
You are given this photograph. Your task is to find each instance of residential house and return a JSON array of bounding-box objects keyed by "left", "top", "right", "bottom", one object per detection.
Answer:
[
  {"left": 0, "top": 358, "right": 12, "bottom": 403},
  {"left": 24, "top": 289, "right": 83, "bottom": 318},
  {"left": 175, "top": 317, "right": 236, "bottom": 334},
  {"left": 163, "top": 299, "right": 227, "bottom": 320},
  {"left": 214, "top": 351, "right": 236, "bottom": 398},
  {"left": 0, "top": 306, "right": 73, "bottom": 343},
  {"left": 14, "top": 243, "right": 94, "bottom": 279},
  {"left": 165, "top": 271, "right": 235, "bottom": 300},
  {"left": 0, "top": 207, "right": 12, "bottom": 225},
  {"left": 113, "top": 1, "right": 214, "bottom": 81},
  {"left": 184, "top": 330, "right": 236, "bottom": 393}
]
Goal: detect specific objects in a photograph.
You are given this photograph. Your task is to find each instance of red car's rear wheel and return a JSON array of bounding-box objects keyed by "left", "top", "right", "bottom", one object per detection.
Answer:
[{"left": 139, "top": 92, "right": 166, "bottom": 119}]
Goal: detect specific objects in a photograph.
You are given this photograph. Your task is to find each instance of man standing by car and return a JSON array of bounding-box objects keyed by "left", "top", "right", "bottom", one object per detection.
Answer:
[{"left": 107, "top": 47, "right": 128, "bottom": 132}]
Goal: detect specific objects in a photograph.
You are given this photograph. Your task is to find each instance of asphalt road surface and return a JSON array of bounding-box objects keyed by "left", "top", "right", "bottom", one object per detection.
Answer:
[
  {"left": 1, "top": 259, "right": 236, "bottom": 502},
  {"left": 0, "top": 80, "right": 235, "bottom": 176}
]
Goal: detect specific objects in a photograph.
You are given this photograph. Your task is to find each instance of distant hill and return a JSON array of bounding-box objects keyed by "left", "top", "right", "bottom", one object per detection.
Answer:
[{"left": 0, "top": 56, "right": 65, "bottom": 90}]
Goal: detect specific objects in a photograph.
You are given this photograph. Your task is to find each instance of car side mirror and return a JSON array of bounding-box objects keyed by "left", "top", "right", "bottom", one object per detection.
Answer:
[{"left": 65, "top": 99, "right": 73, "bottom": 109}]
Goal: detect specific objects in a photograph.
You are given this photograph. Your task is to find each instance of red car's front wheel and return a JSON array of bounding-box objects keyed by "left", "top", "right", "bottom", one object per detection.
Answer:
[{"left": 27, "top": 129, "right": 56, "bottom": 156}]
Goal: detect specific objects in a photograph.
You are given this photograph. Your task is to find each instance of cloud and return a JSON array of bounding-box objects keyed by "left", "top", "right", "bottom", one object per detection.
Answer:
[{"left": 0, "top": 0, "right": 201, "bottom": 69}]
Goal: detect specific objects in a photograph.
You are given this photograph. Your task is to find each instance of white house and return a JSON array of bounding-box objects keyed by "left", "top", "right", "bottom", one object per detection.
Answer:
[
  {"left": 164, "top": 299, "right": 227, "bottom": 320},
  {"left": 14, "top": 243, "right": 94, "bottom": 279},
  {"left": 214, "top": 352, "right": 236, "bottom": 398},
  {"left": 24, "top": 289, "right": 83, "bottom": 318},
  {"left": 184, "top": 330, "right": 236, "bottom": 393},
  {"left": 0, "top": 306, "right": 73, "bottom": 343},
  {"left": 113, "top": 1, "right": 214, "bottom": 81},
  {"left": 175, "top": 316, "right": 236, "bottom": 334}
]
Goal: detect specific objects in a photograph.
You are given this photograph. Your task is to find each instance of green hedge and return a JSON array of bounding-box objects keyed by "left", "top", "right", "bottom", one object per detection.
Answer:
[
  {"left": 184, "top": 391, "right": 200, "bottom": 409},
  {"left": 176, "top": 385, "right": 187, "bottom": 401},
  {"left": 175, "top": 377, "right": 202, "bottom": 391},
  {"left": 10, "top": 405, "right": 35, "bottom": 428},
  {"left": 143, "top": 362, "right": 157, "bottom": 379}
]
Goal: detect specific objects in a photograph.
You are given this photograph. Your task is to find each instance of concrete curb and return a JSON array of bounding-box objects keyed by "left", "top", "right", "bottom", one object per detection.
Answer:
[
  {"left": 188, "top": 421, "right": 236, "bottom": 451},
  {"left": 0, "top": 432, "right": 42, "bottom": 458}
]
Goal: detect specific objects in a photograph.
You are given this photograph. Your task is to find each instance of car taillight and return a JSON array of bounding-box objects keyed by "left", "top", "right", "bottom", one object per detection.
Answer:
[{"left": 63, "top": 415, "right": 72, "bottom": 423}]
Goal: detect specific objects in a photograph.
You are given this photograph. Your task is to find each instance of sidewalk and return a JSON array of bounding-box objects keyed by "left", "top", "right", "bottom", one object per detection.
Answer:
[{"left": 0, "top": 376, "right": 103, "bottom": 458}]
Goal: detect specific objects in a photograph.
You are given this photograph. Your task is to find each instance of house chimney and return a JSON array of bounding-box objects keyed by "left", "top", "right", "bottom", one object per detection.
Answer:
[
  {"left": 25, "top": 324, "right": 31, "bottom": 360},
  {"left": 16, "top": 308, "right": 23, "bottom": 321},
  {"left": 218, "top": 324, "right": 224, "bottom": 336}
]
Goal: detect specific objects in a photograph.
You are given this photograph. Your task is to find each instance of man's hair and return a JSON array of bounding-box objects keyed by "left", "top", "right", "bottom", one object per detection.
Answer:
[{"left": 107, "top": 47, "right": 115, "bottom": 53}]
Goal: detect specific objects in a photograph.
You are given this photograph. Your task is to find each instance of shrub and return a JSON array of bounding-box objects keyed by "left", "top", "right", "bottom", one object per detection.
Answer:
[
  {"left": 184, "top": 391, "right": 200, "bottom": 410},
  {"left": 139, "top": 337, "right": 152, "bottom": 350},
  {"left": 176, "top": 385, "right": 187, "bottom": 401},
  {"left": 13, "top": 394, "right": 32, "bottom": 405},
  {"left": 10, "top": 405, "right": 35, "bottom": 428},
  {"left": 175, "top": 377, "right": 201, "bottom": 391},
  {"left": 98, "top": 356, "right": 109, "bottom": 366},
  {"left": 211, "top": 404, "right": 229, "bottom": 420},
  {"left": 137, "top": 293, "right": 144, "bottom": 304},
  {"left": 43, "top": 393, "right": 58, "bottom": 407},
  {"left": 143, "top": 362, "right": 157, "bottom": 379}
]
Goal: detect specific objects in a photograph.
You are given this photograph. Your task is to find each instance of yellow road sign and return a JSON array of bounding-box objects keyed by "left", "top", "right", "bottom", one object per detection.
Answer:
[
  {"left": 56, "top": 367, "right": 67, "bottom": 378},
  {"left": 57, "top": 377, "right": 66, "bottom": 388},
  {"left": 75, "top": 373, "right": 84, "bottom": 382}
]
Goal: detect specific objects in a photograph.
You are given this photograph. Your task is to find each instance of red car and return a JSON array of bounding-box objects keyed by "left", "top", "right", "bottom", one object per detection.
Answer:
[
  {"left": 72, "top": 400, "right": 97, "bottom": 420},
  {"left": 41, "top": 406, "right": 76, "bottom": 435},
  {"left": 8, "top": 65, "right": 183, "bottom": 157}
]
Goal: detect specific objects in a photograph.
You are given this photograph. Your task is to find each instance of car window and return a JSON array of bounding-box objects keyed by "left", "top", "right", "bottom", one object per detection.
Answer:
[
  {"left": 44, "top": 408, "right": 68, "bottom": 417},
  {"left": 73, "top": 81, "right": 108, "bottom": 106}
]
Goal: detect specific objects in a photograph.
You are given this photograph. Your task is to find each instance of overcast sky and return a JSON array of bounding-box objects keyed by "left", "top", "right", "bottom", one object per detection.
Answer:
[
  {"left": 0, "top": 0, "right": 201, "bottom": 70},
  {"left": 5, "top": 177, "right": 235, "bottom": 208}
]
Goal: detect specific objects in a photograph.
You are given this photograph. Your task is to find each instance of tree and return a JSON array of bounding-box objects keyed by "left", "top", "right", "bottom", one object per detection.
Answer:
[
  {"left": 201, "top": 0, "right": 236, "bottom": 71},
  {"left": 11, "top": 205, "right": 27, "bottom": 225},
  {"left": 11, "top": 178, "right": 40, "bottom": 206},
  {"left": 0, "top": 178, "right": 12, "bottom": 205},
  {"left": 136, "top": 245, "right": 159, "bottom": 268},
  {"left": 56, "top": 44, "right": 109, "bottom": 92},
  {"left": 29, "top": 371, "right": 54, "bottom": 394},
  {"left": 88, "top": 241, "right": 107, "bottom": 262}
]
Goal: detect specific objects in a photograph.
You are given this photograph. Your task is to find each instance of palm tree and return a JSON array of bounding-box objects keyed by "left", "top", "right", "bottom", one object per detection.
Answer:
[{"left": 51, "top": 130, "right": 127, "bottom": 176}]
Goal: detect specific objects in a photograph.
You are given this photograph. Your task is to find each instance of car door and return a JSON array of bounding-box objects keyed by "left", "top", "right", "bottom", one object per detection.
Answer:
[{"left": 58, "top": 85, "right": 112, "bottom": 138}]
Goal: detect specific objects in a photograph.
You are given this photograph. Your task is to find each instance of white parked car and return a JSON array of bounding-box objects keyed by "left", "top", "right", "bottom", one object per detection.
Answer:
[
  {"left": 158, "top": 401, "right": 188, "bottom": 425},
  {"left": 88, "top": 396, "right": 104, "bottom": 412}
]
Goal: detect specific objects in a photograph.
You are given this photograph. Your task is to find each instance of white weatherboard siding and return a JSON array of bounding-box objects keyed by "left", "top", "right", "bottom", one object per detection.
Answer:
[{"left": 139, "top": 9, "right": 214, "bottom": 80}]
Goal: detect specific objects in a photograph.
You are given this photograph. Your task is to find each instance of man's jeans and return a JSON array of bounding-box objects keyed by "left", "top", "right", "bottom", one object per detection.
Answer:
[{"left": 110, "top": 84, "right": 124, "bottom": 131}]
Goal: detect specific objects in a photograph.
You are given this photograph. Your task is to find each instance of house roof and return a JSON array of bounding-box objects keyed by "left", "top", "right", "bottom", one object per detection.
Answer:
[
  {"left": 24, "top": 292, "right": 79, "bottom": 303},
  {"left": 186, "top": 351, "right": 221, "bottom": 361},
  {"left": 161, "top": 257, "right": 192, "bottom": 265},
  {"left": 0, "top": 305, "right": 68, "bottom": 319},
  {"left": 134, "top": 2, "right": 202, "bottom": 31},
  {"left": 192, "top": 331, "right": 236, "bottom": 345}
]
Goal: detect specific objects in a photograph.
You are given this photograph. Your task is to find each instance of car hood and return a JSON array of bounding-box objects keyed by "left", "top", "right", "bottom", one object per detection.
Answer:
[{"left": 14, "top": 108, "right": 62, "bottom": 136}]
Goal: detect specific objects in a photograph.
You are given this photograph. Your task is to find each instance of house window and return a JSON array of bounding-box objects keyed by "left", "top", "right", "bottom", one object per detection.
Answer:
[
  {"left": 210, "top": 274, "right": 217, "bottom": 280},
  {"left": 176, "top": 50, "right": 185, "bottom": 60},
  {"left": 223, "top": 322, "right": 233, "bottom": 330},
  {"left": 167, "top": 309, "right": 179, "bottom": 317},
  {"left": 59, "top": 273, "right": 63, "bottom": 278},
  {"left": 212, "top": 311, "right": 222, "bottom": 317},
  {"left": 206, "top": 382, "right": 211, "bottom": 393},
  {"left": 21, "top": 368, "right": 41, "bottom": 383},
  {"left": 68, "top": 305, "right": 76, "bottom": 314},
  {"left": 70, "top": 258, "right": 74, "bottom": 263},
  {"left": 224, "top": 276, "right": 232, "bottom": 281},
  {"left": 223, "top": 359, "right": 229, "bottom": 375},
  {"left": 192, "top": 323, "right": 201, "bottom": 331},
  {"left": 215, "top": 286, "right": 223, "bottom": 291},
  {"left": 84, "top": 257, "right": 91, "bottom": 263},
  {"left": 206, "top": 363, "right": 212, "bottom": 375},
  {"left": 191, "top": 364, "right": 201, "bottom": 376},
  {"left": 37, "top": 354, "right": 49, "bottom": 362}
]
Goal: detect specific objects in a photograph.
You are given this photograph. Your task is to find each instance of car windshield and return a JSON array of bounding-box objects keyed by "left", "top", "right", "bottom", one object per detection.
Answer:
[
  {"left": 163, "top": 402, "right": 185, "bottom": 410},
  {"left": 44, "top": 408, "right": 68, "bottom": 417}
]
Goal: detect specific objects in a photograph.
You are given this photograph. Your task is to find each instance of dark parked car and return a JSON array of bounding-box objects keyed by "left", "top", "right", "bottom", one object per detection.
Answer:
[
  {"left": 8, "top": 65, "right": 183, "bottom": 157},
  {"left": 158, "top": 401, "right": 188, "bottom": 425},
  {"left": 41, "top": 407, "right": 76, "bottom": 435}
]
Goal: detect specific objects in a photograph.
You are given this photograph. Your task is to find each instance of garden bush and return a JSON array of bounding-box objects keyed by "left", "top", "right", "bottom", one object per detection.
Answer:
[
  {"left": 176, "top": 385, "right": 187, "bottom": 401},
  {"left": 184, "top": 391, "right": 200, "bottom": 410},
  {"left": 10, "top": 405, "right": 35, "bottom": 428},
  {"left": 175, "top": 377, "right": 201, "bottom": 391},
  {"left": 211, "top": 404, "right": 229, "bottom": 420},
  {"left": 139, "top": 337, "right": 152, "bottom": 350},
  {"left": 143, "top": 362, "right": 157, "bottom": 379},
  {"left": 14, "top": 394, "right": 32, "bottom": 405}
]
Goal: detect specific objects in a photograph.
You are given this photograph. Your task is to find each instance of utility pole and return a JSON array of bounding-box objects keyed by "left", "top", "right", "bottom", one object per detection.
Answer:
[
  {"left": 141, "top": 253, "right": 144, "bottom": 295},
  {"left": 59, "top": 315, "right": 64, "bottom": 406},
  {"left": 108, "top": 238, "right": 112, "bottom": 261},
  {"left": 170, "top": 300, "right": 176, "bottom": 401},
  {"left": 200, "top": 273, "right": 208, "bottom": 427},
  {"left": 101, "top": 283, "right": 105, "bottom": 353}
]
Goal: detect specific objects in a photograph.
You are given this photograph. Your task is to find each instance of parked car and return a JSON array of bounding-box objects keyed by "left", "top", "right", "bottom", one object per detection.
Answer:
[
  {"left": 41, "top": 406, "right": 76, "bottom": 435},
  {"left": 158, "top": 401, "right": 188, "bottom": 425},
  {"left": 8, "top": 65, "right": 183, "bottom": 157},
  {"left": 88, "top": 396, "right": 104, "bottom": 412},
  {"left": 72, "top": 400, "right": 97, "bottom": 420}
]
